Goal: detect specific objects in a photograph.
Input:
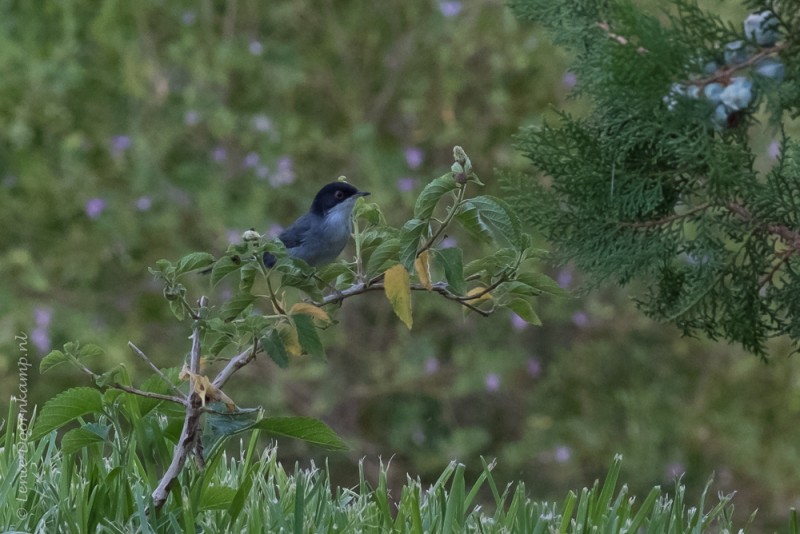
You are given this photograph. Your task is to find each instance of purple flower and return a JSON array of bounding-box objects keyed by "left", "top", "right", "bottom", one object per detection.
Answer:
[
  {"left": 768, "top": 140, "right": 781, "bottom": 161},
  {"left": 557, "top": 268, "right": 573, "bottom": 288},
  {"left": 440, "top": 237, "right": 457, "bottom": 249},
  {"left": 527, "top": 357, "right": 542, "bottom": 378},
  {"left": 485, "top": 372, "right": 501, "bottom": 392},
  {"left": 255, "top": 165, "right": 270, "bottom": 180},
  {"left": 510, "top": 312, "right": 528, "bottom": 331},
  {"left": 109, "top": 135, "right": 131, "bottom": 157},
  {"left": 438, "top": 1, "right": 462, "bottom": 17},
  {"left": 184, "top": 110, "right": 200, "bottom": 126},
  {"left": 226, "top": 229, "right": 241, "bottom": 245},
  {"left": 211, "top": 146, "right": 227, "bottom": 163},
  {"left": 3, "top": 175, "right": 17, "bottom": 188},
  {"left": 85, "top": 198, "right": 106, "bottom": 220},
  {"left": 34, "top": 307, "right": 53, "bottom": 328},
  {"left": 554, "top": 445, "right": 571, "bottom": 463},
  {"left": 181, "top": 10, "right": 196, "bottom": 26},
  {"left": 269, "top": 156, "right": 295, "bottom": 187},
  {"left": 135, "top": 196, "right": 152, "bottom": 211},
  {"left": 252, "top": 114, "right": 273, "bottom": 132},
  {"left": 396, "top": 177, "right": 417, "bottom": 192},
  {"left": 249, "top": 40, "right": 264, "bottom": 56},
  {"left": 404, "top": 146, "right": 424, "bottom": 169},
  {"left": 562, "top": 72, "right": 578, "bottom": 89},
  {"left": 571, "top": 311, "right": 589, "bottom": 328},
  {"left": 424, "top": 357, "right": 440, "bottom": 375},
  {"left": 243, "top": 152, "right": 260, "bottom": 169},
  {"left": 31, "top": 327, "right": 51, "bottom": 353}
]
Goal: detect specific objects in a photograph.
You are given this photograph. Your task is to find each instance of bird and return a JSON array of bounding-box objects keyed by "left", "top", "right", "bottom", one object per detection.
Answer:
[{"left": 262, "top": 181, "right": 370, "bottom": 267}]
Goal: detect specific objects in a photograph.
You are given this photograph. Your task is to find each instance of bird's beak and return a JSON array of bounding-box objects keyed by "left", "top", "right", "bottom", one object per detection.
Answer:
[{"left": 357, "top": 191, "right": 371, "bottom": 197}]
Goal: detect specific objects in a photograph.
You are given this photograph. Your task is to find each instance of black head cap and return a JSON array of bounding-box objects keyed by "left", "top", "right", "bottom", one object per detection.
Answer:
[{"left": 310, "top": 182, "right": 370, "bottom": 215}]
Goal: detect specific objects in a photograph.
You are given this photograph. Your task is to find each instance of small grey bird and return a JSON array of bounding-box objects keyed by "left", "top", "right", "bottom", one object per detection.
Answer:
[{"left": 263, "top": 182, "right": 370, "bottom": 267}]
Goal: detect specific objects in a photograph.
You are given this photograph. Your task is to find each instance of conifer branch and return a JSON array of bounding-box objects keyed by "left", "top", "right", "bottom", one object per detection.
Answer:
[{"left": 621, "top": 202, "right": 712, "bottom": 228}]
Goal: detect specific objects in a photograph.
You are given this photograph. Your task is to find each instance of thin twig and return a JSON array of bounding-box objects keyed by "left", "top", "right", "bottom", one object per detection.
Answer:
[
  {"left": 127, "top": 341, "right": 184, "bottom": 397},
  {"left": 110, "top": 384, "right": 186, "bottom": 406}
]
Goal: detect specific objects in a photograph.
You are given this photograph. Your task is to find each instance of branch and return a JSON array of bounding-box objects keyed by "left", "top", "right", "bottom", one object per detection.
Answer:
[
  {"left": 212, "top": 338, "right": 260, "bottom": 389},
  {"left": 152, "top": 296, "right": 207, "bottom": 510},
  {"left": 110, "top": 383, "right": 186, "bottom": 406},
  {"left": 127, "top": 341, "right": 184, "bottom": 397},
  {"left": 314, "top": 280, "right": 493, "bottom": 317},
  {"left": 726, "top": 201, "right": 800, "bottom": 251}
]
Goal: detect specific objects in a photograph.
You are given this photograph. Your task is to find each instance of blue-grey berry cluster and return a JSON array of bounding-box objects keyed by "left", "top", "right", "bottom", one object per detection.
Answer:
[{"left": 663, "top": 10, "right": 785, "bottom": 129}]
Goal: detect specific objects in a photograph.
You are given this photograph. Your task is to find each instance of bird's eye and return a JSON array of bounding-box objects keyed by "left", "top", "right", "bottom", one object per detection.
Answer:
[{"left": 334, "top": 190, "right": 345, "bottom": 200}]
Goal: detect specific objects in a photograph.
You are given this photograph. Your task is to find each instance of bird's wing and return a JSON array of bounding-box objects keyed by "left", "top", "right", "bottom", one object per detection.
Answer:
[{"left": 278, "top": 213, "right": 315, "bottom": 249}]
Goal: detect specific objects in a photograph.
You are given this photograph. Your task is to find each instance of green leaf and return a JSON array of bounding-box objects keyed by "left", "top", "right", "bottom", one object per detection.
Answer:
[
  {"left": 220, "top": 293, "right": 256, "bottom": 322},
  {"left": 239, "top": 262, "right": 259, "bottom": 293},
  {"left": 384, "top": 264, "right": 413, "bottom": 329},
  {"left": 211, "top": 255, "right": 243, "bottom": 287},
  {"left": 175, "top": 252, "right": 215, "bottom": 275},
  {"left": 433, "top": 248, "right": 466, "bottom": 296},
  {"left": 353, "top": 199, "right": 385, "bottom": 225},
  {"left": 260, "top": 330, "right": 289, "bottom": 368},
  {"left": 95, "top": 364, "right": 127, "bottom": 388},
  {"left": 78, "top": 343, "right": 104, "bottom": 361},
  {"left": 366, "top": 238, "right": 401, "bottom": 276},
  {"left": 30, "top": 387, "right": 103, "bottom": 440},
  {"left": 292, "top": 314, "right": 325, "bottom": 360},
  {"left": 506, "top": 298, "right": 542, "bottom": 326},
  {"left": 456, "top": 195, "right": 523, "bottom": 248},
  {"left": 199, "top": 486, "right": 238, "bottom": 512},
  {"left": 154, "top": 259, "right": 175, "bottom": 277},
  {"left": 202, "top": 405, "right": 262, "bottom": 459},
  {"left": 414, "top": 174, "right": 458, "bottom": 220},
  {"left": 61, "top": 424, "right": 109, "bottom": 454},
  {"left": 252, "top": 416, "right": 348, "bottom": 450},
  {"left": 398, "top": 218, "right": 428, "bottom": 271},
  {"left": 516, "top": 270, "right": 570, "bottom": 297},
  {"left": 40, "top": 350, "right": 68, "bottom": 374}
]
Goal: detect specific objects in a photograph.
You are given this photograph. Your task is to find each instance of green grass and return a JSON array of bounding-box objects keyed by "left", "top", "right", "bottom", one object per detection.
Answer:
[{"left": 2, "top": 400, "right": 796, "bottom": 532}]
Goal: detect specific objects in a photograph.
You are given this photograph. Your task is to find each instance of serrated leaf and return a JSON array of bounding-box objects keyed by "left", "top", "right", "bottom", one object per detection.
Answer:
[
  {"left": 260, "top": 330, "right": 289, "bottom": 368},
  {"left": 415, "top": 250, "right": 432, "bottom": 290},
  {"left": 384, "top": 264, "right": 413, "bottom": 329},
  {"left": 211, "top": 256, "right": 243, "bottom": 287},
  {"left": 62, "top": 424, "right": 108, "bottom": 454},
  {"left": 201, "top": 405, "right": 262, "bottom": 460},
  {"left": 289, "top": 302, "right": 330, "bottom": 323},
  {"left": 353, "top": 200, "right": 384, "bottom": 225},
  {"left": 292, "top": 314, "right": 325, "bottom": 359},
  {"left": 414, "top": 174, "right": 458, "bottom": 219},
  {"left": 169, "top": 300, "right": 186, "bottom": 320},
  {"left": 506, "top": 298, "right": 542, "bottom": 326},
  {"left": 434, "top": 247, "right": 466, "bottom": 296},
  {"left": 456, "top": 196, "right": 523, "bottom": 248},
  {"left": 40, "top": 350, "right": 68, "bottom": 374},
  {"left": 366, "top": 238, "right": 401, "bottom": 276},
  {"left": 220, "top": 293, "right": 256, "bottom": 322},
  {"left": 239, "top": 263, "right": 259, "bottom": 293},
  {"left": 78, "top": 343, "right": 104, "bottom": 360},
  {"left": 176, "top": 252, "right": 215, "bottom": 275},
  {"left": 398, "top": 219, "right": 428, "bottom": 271},
  {"left": 95, "top": 364, "right": 126, "bottom": 388},
  {"left": 252, "top": 416, "right": 348, "bottom": 450},
  {"left": 30, "top": 387, "right": 103, "bottom": 440}
]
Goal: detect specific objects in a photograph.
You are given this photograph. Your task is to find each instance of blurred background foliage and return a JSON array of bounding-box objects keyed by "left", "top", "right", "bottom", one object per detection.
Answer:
[{"left": 0, "top": 0, "right": 798, "bottom": 529}]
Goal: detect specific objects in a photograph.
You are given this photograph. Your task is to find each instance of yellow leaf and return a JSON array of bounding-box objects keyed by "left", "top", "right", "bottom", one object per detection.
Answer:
[
  {"left": 465, "top": 286, "right": 492, "bottom": 303},
  {"left": 279, "top": 322, "right": 303, "bottom": 357},
  {"left": 179, "top": 365, "right": 236, "bottom": 410},
  {"left": 414, "top": 251, "right": 432, "bottom": 290},
  {"left": 289, "top": 302, "right": 331, "bottom": 323},
  {"left": 384, "top": 264, "right": 413, "bottom": 329}
]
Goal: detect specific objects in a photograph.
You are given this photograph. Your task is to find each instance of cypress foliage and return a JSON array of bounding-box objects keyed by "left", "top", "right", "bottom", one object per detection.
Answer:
[{"left": 507, "top": 0, "right": 800, "bottom": 357}]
